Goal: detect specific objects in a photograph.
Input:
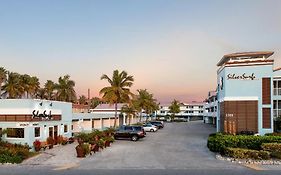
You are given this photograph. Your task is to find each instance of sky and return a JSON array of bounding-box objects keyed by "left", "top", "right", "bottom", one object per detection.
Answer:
[{"left": 0, "top": 0, "right": 281, "bottom": 103}]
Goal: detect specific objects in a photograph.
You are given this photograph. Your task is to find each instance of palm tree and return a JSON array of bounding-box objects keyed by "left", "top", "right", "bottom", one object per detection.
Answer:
[
  {"left": 2, "top": 72, "right": 23, "bottom": 98},
  {"left": 90, "top": 97, "right": 101, "bottom": 109},
  {"left": 78, "top": 95, "right": 87, "bottom": 105},
  {"left": 135, "top": 89, "right": 159, "bottom": 122},
  {"left": 44, "top": 80, "right": 55, "bottom": 100},
  {"left": 169, "top": 99, "right": 181, "bottom": 121},
  {"left": 28, "top": 76, "right": 40, "bottom": 98},
  {"left": 19, "top": 74, "right": 31, "bottom": 98},
  {"left": 0, "top": 67, "right": 7, "bottom": 98},
  {"left": 121, "top": 103, "right": 136, "bottom": 125},
  {"left": 100, "top": 70, "right": 134, "bottom": 127},
  {"left": 55, "top": 75, "right": 77, "bottom": 102},
  {"left": 36, "top": 88, "right": 47, "bottom": 99}
]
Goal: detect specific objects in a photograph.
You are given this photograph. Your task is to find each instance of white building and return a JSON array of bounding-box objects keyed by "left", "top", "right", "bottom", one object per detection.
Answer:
[
  {"left": 216, "top": 51, "right": 281, "bottom": 135},
  {"left": 203, "top": 91, "right": 218, "bottom": 125},
  {"left": 156, "top": 102, "right": 204, "bottom": 121},
  {"left": 0, "top": 99, "right": 72, "bottom": 147}
]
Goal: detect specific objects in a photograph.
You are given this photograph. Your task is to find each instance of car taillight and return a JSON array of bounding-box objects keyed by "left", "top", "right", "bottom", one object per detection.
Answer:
[{"left": 138, "top": 131, "right": 143, "bottom": 135}]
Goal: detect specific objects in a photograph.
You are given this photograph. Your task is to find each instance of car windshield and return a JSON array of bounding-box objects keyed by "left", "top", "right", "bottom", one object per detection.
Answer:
[{"left": 133, "top": 127, "right": 142, "bottom": 131}]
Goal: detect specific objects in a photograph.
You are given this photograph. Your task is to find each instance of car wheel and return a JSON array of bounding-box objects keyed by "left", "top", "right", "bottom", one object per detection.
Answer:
[
  {"left": 114, "top": 136, "right": 118, "bottom": 140},
  {"left": 131, "top": 135, "right": 138, "bottom": 141},
  {"left": 150, "top": 129, "right": 154, "bottom": 132}
]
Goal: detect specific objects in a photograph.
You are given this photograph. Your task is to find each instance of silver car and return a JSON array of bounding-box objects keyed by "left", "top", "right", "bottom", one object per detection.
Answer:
[{"left": 143, "top": 123, "right": 158, "bottom": 132}]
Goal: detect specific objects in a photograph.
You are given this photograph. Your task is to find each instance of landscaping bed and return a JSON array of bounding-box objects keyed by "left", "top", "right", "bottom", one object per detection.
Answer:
[
  {"left": 0, "top": 141, "right": 35, "bottom": 164},
  {"left": 74, "top": 128, "right": 115, "bottom": 158},
  {"left": 207, "top": 133, "right": 281, "bottom": 162}
]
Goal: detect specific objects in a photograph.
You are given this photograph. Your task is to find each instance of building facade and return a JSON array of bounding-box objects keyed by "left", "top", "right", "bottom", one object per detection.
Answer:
[
  {"left": 157, "top": 102, "right": 204, "bottom": 121},
  {"left": 216, "top": 51, "right": 281, "bottom": 135},
  {"left": 203, "top": 91, "right": 218, "bottom": 125},
  {"left": 0, "top": 99, "right": 72, "bottom": 146}
]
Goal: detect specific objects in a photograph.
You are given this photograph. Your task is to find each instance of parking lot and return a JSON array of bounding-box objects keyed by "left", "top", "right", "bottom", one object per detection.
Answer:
[{"left": 78, "top": 121, "right": 245, "bottom": 170}]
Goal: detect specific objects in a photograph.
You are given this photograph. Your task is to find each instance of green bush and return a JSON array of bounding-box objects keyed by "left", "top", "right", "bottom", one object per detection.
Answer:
[
  {"left": 225, "top": 147, "right": 270, "bottom": 160},
  {"left": 207, "top": 133, "right": 281, "bottom": 154},
  {"left": 0, "top": 141, "right": 31, "bottom": 164},
  {"left": 262, "top": 143, "right": 281, "bottom": 159}
]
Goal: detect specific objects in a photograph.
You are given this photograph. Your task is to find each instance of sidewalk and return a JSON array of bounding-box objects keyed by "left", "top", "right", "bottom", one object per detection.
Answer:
[{"left": 22, "top": 143, "right": 81, "bottom": 167}]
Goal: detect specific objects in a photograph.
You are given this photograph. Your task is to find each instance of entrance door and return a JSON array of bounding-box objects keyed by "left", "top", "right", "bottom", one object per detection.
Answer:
[
  {"left": 54, "top": 125, "right": 58, "bottom": 145},
  {"left": 49, "top": 127, "right": 53, "bottom": 138}
]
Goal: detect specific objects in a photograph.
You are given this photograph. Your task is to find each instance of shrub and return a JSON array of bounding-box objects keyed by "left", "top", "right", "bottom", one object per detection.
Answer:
[
  {"left": 82, "top": 143, "right": 91, "bottom": 156},
  {"left": 262, "top": 143, "right": 281, "bottom": 159},
  {"left": 207, "top": 133, "right": 281, "bottom": 154},
  {"left": 225, "top": 147, "right": 270, "bottom": 160}
]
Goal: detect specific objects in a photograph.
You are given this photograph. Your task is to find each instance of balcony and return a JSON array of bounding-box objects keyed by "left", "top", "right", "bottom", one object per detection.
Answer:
[
  {"left": 273, "top": 109, "right": 281, "bottom": 119},
  {"left": 273, "top": 88, "right": 281, "bottom": 96}
]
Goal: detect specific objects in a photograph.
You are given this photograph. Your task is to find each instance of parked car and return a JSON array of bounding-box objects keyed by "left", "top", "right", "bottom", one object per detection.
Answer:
[
  {"left": 143, "top": 123, "right": 158, "bottom": 132},
  {"left": 114, "top": 125, "right": 145, "bottom": 141},
  {"left": 148, "top": 121, "right": 164, "bottom": 129}
]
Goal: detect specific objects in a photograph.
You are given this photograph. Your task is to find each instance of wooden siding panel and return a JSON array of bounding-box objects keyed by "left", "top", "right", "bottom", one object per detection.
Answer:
[
  {"left": 262, "top": 108, "right": 271, "bottom": 129},
  {"left": 262, "top": 78, "right": 271, "bottom": 105}
]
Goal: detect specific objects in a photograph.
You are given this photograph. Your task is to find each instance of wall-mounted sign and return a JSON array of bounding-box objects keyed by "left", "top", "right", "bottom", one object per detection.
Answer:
[
  {"left": 32, "top": 110, "right": 53, "bottom": 120},
  {"left": 227, "top": 73, "right": 256, "bottom": 80}
]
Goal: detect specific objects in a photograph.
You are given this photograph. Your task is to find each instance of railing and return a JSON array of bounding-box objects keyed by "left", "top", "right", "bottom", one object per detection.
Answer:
[
  {"left": 273, "top": 88, "right": 281, "bottom": 96},
  {"left": 273, "top": 109, "right": 281, "bottom": 118}
]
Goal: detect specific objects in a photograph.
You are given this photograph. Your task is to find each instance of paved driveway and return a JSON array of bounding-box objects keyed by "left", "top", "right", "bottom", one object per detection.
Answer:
[{"left": 78, "top": 121, "right": 245, "bottom": 170}]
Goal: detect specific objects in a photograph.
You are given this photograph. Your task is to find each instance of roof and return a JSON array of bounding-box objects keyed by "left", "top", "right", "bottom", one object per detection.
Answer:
[
  {"left": 92, "top": 103, "right": 125, "bottom": 110},
  {"left": 274, "top": 67, "right": 281, "bottom": 72},
  {"left": 217, "top": 51, "right": 274, "bottom": 66}
]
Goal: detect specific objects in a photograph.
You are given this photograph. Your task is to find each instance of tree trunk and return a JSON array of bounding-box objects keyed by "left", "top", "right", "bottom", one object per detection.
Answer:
[
  {"left": 114, "top": 102, "right": 117, "bottom": 128},
  {"left": 129, "top": 115, "right": 131, "bottom": 125},
  {"left": 139, "top": 112, "right": 142, "bottom": 122}
]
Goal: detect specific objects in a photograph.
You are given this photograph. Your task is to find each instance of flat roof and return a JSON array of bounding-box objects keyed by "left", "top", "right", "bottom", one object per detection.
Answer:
[{"left": 217, "top": 51, "right": 274, "bottom": 66}]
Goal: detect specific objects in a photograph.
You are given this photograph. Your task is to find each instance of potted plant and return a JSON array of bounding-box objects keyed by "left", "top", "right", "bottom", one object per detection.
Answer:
[
  {"left": 33, "top": 139, "right": 41, "bottom": 152},
  {"left": 68, "top": 137, "right": 74, "bottom": 144},
  {"left": 57, "top": 135, "right": 63, "bottom": 144},
  {"left": 76, "top": 143, "right": 90, "bottom": 158},
  {"left": 47, "top": 137, "right": 54, "bottom": 149}
]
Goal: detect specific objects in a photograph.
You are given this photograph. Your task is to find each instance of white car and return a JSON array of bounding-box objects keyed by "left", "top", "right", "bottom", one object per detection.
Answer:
[{"left": 143, "top": 123, "right": 158, "bottom": 132}]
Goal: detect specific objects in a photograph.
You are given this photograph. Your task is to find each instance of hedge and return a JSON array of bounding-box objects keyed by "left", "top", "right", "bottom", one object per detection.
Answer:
[
  {"left": 262, "top": 143, "right": 281, "bottom": 159},
  {"left": 207, "top": 133, "right": 281, "bottom": 154},
  {"left": 225, "top": 148, "right": 270, "bottom": 160}
]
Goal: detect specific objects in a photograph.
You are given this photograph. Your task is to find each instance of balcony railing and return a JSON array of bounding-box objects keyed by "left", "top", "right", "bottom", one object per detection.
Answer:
[
  {"left": 273, "top": 88, "right": 281, "bottom": 96},
  {"left": 273, "top": 109, "right": 281, "bottom": 118}
]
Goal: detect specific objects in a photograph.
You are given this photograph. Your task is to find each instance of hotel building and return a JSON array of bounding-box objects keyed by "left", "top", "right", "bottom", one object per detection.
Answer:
[
  {"left": 0, "top": 99, "right": 72, "bottom": 146},
  {"left": 216, "top": 51, "right": 281, "bottom": 135},
  {"left": 203, "top": 91, "right": 218, "bottom": 125},
  {"left": 157, "top": 102, "right": 204, "bottom": 121}
]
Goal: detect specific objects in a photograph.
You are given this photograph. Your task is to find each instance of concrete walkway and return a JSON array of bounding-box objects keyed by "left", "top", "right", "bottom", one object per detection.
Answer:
[{"left": 77, "top": 121, "right": 245, "bottom": 170}]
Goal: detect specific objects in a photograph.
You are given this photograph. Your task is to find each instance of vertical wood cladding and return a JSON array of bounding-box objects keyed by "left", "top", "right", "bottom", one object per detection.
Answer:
[
  {"left": 262, "top": 78, "right": 271, "bottom": 104},
  {"left": 262, "top": 108, "right": 271, "bottom": 129},
  {"left": 220, "top": 101, "right": 258, "bottom": 134}
]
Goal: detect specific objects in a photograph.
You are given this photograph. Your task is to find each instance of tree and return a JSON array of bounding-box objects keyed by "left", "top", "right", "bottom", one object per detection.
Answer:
[
  {"left": 36, "top": 88, "right": 47, "bottom": 99},
  {"left": 169, "top": 99, "right": 181, "bottom": 121},
  {"left": 55, "top": 75, "right": 77, "bottom": 102},
  {"left": 2, "top": 72, "right": 23, "bottom": 98},
  {"left": 90, "top": 97, "right": 101, "bottom": 109},
  {"left": 135, "top": 89, "right": 159, "bottom": 122},
  {"left": 99, "top": 70, "right": 134, "bottom": 127},
  {"left": 121, "top": 103, "right": 136, "bottom": 125},
  {"left": 27, "top": 76, "right": 40, "bottom": 98},
  {"left": 78, "top": 95, "right": 87, "bottom": 105},
  {"left": 44, "top": 80, "right": 55, "bottom": 100},
  {"left": 0, "top": 67, "right": 7, "bottom": 98}
]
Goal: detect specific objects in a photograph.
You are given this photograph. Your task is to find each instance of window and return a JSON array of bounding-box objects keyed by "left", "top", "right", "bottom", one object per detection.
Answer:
[
  {"left": 71, "top": 125, "right": 74, "bottom": 130},
  {"left": 160, "top": 111, "right": 165, "bottom": 114},
  {"left": 7, "top": 128, "right": 24, "bottom": 138},
  {"left": 64, "top": 125, "right": 68, "bottom": 133},
  {"left": 34, "top": 127, "right": 40, "bottom": 137}
]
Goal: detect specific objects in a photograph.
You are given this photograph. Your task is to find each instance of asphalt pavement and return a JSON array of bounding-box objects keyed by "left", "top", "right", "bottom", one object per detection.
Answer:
[{"left": 0, "top": 121, "right": 281, "bottom": 175}]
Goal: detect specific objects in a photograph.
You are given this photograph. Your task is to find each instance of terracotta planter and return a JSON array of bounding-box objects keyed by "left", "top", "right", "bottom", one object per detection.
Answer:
[
  {"left": 34, "top": 147, "right": 41, "bottom": 152},
  {"left": 49, "top": 144, "right": 53, "bottom": 149},
  {"left": 105, "top": 141, "right": 110, "bottom": 147},
  {"left": 76, "top": 145, "right": 85, "bottom": 158}
]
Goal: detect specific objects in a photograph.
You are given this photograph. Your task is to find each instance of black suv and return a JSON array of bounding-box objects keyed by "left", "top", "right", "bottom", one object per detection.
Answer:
[
  {"left": 148, "top": 121, "right": 164, "bottom": 129},
  {"left": 114, "top": 125, "right": 145, "bottom": 141}
]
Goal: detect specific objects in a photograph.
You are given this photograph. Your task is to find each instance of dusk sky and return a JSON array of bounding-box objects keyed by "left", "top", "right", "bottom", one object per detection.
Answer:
[{"left": 1, "top": 0, "right": 281, "bottom": 103}]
